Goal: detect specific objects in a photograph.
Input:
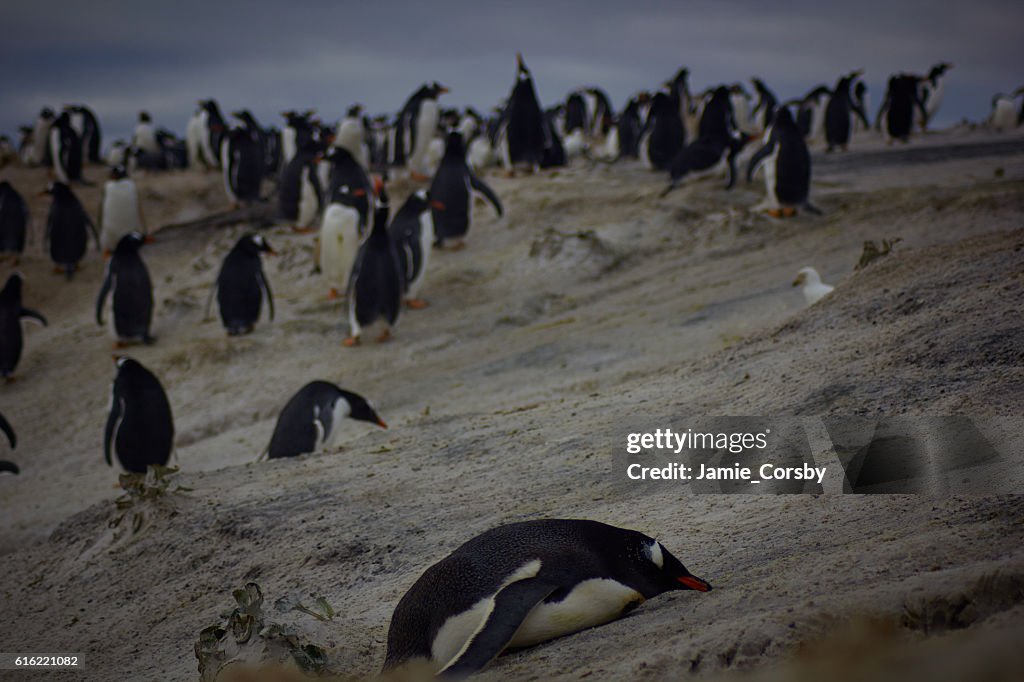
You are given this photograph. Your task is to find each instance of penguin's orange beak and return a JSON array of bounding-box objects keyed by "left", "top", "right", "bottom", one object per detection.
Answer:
[
  {"left": 111, "top": 354, "right": 122, "bottom": 364},
  {"left": 373, "top": 176, "right": 384, "bottom": 196},
  {"left": 144, "top": 235, "right": 156, "bottom": 244},
  {"left": 430, "top": 200, "right": 446, "bottom": 211},
  {"left": 376, "top": 418, "right": 388, "bottom": 429},
  {"left": 439, "top": 86, "right": 450, "bottom": 94},
  {"left": 677, "top": 575, "right": 712, "bottom": 592},
  {"left": 352, "top": 189, "right": 366, "bottom": 197}
]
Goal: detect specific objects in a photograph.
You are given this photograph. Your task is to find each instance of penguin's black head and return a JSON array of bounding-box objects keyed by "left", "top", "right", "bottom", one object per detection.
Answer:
[
  {"left": 115, "top": 232, "right": 151, "bottom": 253},
  {"left": 1, "top": 273, "right": 23, "bottom": 299},
  {"left": 929, "top": 62, "right": 953, "bottom": 80},
  {"left": 346, "top": 104, "right": 364, "bottom": 117},
  {"left": 40, "top": 108, "right": 55, "bottom": 119},
  {"left": 237, "top": 234, "right": 276, "bottom": 257},
  {"left": 516, "top": 53, "right": 531, "bottom": 78},
  {"left": 409, "top": 189, "right": 445, "bottom": 214},
  {"left": 338, "top": 390, "right": 387, "bottom": 429},
  {"left": 43, "top": 181, "right": 72, "bottom": 201},
  {"left": 620, "top": 531, "right": 712, "bottom": 597},
  {"left": 444, "top": 130, "right": 466, "bottom": 156},
  {"left": 109, "top": 164, "right": 128, "bottom": 180},
  {"left": 139, "top": 111, "right": 152, "bottom": 123},
  {"left": 430, "top": 82, "right": 449, "bottom": 97},
  {"left": 773, "top": 107, "right": 796, "bottom": 129}
]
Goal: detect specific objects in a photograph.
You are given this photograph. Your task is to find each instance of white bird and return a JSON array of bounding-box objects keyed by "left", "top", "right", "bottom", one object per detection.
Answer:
[{"left": 793, "top": 267, "right": 833, "bottom": 305}]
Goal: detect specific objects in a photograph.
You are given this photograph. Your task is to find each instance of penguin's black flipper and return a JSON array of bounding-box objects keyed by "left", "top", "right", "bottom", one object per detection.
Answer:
[
  {"left": 0, "top": 412, "right": 16, "bottom": 449},
  {"left": 20, "top": 307, "right": 47, "bottom": 326},
  {"left": 469, "top": 173, "right": 503, "bottom": 217},
  {"left": 746, "top": 139, "right": 774, "bottom": 183},
  {"left": 257, "top": 269, "right": 274, "bottom": 321},
  {"left": 439, "top": 578, "right": 558, "bottom": 678},
  {"left": 104, "top": 397, "right": 123, "bottom": 467},
  {"left": 83, "top": 207, "right": 101, "bottom": 250},
  {"left": 96, "top": 266, "right": 114, "bottom": 326},
  {"left": 0, "top": 460, "right": 18, "bottom": 475}
]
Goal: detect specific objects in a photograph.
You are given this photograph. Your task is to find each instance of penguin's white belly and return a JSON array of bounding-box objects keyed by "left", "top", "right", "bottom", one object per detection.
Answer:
[
  {"left": 101, "top": 182, "right": 142, "bottom": 250},
  {"left": 133, "top": 125, "right": 159, "bottom": 153},
  {"left": 32, "top": 121, "right": 51, "bottom": 164},
  {"left": 467, "top": 138, "right": 493, "bottom": 171},
  {"left": 50, "top": 129, "right": 67, "bottom": 182},
  {"left": 509, "top": 579, "right": 643, "bottom": 649},
  {"left": 563, "top": 129, "right": 586, "bottom": 158},
  {"left": 186, "top": 115, "right": 205, "bottom": 167},
  {"left": 298, "top": 172, "right": 319, "bottom": 227},
  {"left": 319, "top": 204, "right": 360, "bottom": 289},
  {"left": 811, "top": 103, "right": 827, "bottom": 141},
  {"left": 763, "top": 146, "right": 780, "bottom": 207},
  {"left": 597, "top": 126, "right": 619, "bottom": 160},
  {"left": 990, "top": 100, "right": 1017, "bottom": 131},
  {"left": 424, "top": 137, "right": 445, "bottom": 176},
  {"left": 336, "top": 119, "right": 368, "bottom": 168},
  {"left": 410, "top": 102, "right": 440, "bottom": 173},
  {"left": 406, "top": 212, "right": 434, "bottom": 298},
  {"left": 638, "top": 130, "right": 653, "bottom": 170},
  {"left": 282, "top": 127, "right": 297, "bottom": 165}
]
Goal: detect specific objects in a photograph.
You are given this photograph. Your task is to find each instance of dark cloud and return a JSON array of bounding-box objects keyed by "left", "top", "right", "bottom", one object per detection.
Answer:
[{"left": 1, "top": 0, "right": 1020, "bottom": 142}]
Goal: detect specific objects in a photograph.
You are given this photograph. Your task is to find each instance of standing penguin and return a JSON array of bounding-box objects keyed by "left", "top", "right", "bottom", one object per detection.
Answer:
[
  {"left": 221, "top": 114, "right": 265, "bottom": 207},
  {"left": 325, "top": 147, "right": 373, "bottom": 232},
  {"left": 389, "top": 189, "right": 444, "bottom": 309},
  {"left": 429, "top": 132, "right": 503, "bottom": 250},
  {"left": 334, "top": 104, "right": 370, "bottom": 169},
  {"left": 99, "top": 165, "right": 147, "bottom": 254},
  {"left": 749, "top": 78, "right": 778, "bottom": 134},
  {"left": 639, "top": 88, "right": 685, "bottom": 171},
  {"left": 616, "top": 93, "right": 649, "bottom": 159},
  {"left": 132, "top": 111, "right": 161, "bottom": 154},
  {"left": 207, "top": 234, "right": 276, "bottom": 336},
  {"left": 105, "top": 356, "right": 174, "bottom": 473},
  {"left": 919, "top": 62, "right": 953, "bottom": 127},
  {"left": 500, "top": 54, "right": 547, "bottom": 172},
  {"left": 96, "top": 232, "right": 155, "bottom": 346},
  {"left": 30, "top": 108, "right": 55, "bottom": 166},
  {"left": 67, "top": 105, "right": 102, "bottom": 164},
  {"left": 278, "top": 139, "right": 324, "bottom": 230},
  {"left": 344, "top": 187, "right": 402, "bottom": 346},
  {"left": 793, "top": 86, "right": 831, "bottom": 141},
  {"left": 824, "top": 71, "right": 869, "bottom": 152},
  {"left": 747, "top": 108, "right": 818, "bottom": 217},
  {"left": 319, "top": 186, "right": 365, "bottom": 299},
  {"left": 878, "top": 75, "right": 927, "bottom": 143},
  {"left": 49, "top": 111, "right": 84, "bottom": 184},
  {"left": 396, "top": 83, "right": 449, "bottom": 178},
  {"left": 383, "top": 519, "right": 711, "bottom": 677},
  {"left": 44, "top": 181, "right": 99, "bottom": 279},
  {"left": 264, "top": 381, "right": 386, "bottom": 459},
  {"left": 199, "top": 99, "right": 227, "bottom": 169},
  {"left": 0, "top": 182, "right": 31, "bottom": 263},
  {"left": 0, "top": 274, "right": 47, "bottom": 380}
]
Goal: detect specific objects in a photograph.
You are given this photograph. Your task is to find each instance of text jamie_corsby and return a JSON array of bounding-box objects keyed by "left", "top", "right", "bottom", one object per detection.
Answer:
[{"left": 624, "top": 428, "right": 827, "bottom": 485}]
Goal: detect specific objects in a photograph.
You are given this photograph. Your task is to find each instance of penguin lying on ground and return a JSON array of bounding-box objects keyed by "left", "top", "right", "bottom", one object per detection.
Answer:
[
  {"left": 0, "top": 411, "right": 16, "bottom": 475},
  {"left": 44, "top": 181, "right": 99, "bottom": 279},
  {"left": 99, "top": 165, "right": 147, "bottom": 255},
  {"left": 0, "top": 182, "right": 31, "bottom": 264},
  {"left": 105, "top": 356, "right": 174, "bottom": 473},
  {"left": 747, "top": 108, "right": 819, "bottom": 217},
  {"left": 344, "top": 185, "right": 402, "bottom": 346},
  {"left": 793, "top": 267, "right": 833, "bottom": 305},
  {"left": 389, "top": 189, "right": 444, "bottom": 309},
  {"left": 0, "top": 274, "right": 47, "bottom": 380},
  {"left": 430, "top": 131, "right": 502, "bottom": 250},
  {"left": 264, "top": 381, "right": 386, "bottom": 459},
  {"left": 383, "top": 519, "right": 711, "bottom": 677},
  {"left": 207, "top": 234, "right": 276, "bottom": 336},
  {"left": 97, "top": 232, "right": 155, "bottom": 346},
  {"left": 319, "top": 186, "right": 365, "bottom": 299}
]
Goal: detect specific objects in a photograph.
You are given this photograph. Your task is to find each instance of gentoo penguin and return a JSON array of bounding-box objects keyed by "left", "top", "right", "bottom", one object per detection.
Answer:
[
  {"left": 639, "top": 88, "right": 685, "bottom": 171},
  {"left": 281, "top": 110, "right": 316, "bottom": 165},
  {"left": 747, "top": 108, "right": 818, "bottom": 217},
  {"left": 396, "top": 83, "right": 449, "bottom": 178},
  {"left": 344, "top": 186, "right": 402, "bottom": 346},
  {"left": 325, "top": 147, "right": 373, "bottom": 232},
  {"left": 96, "top": 232, "right": 155, "bottom": 345},
  {"left": 197, "top": 99, "right": 227, "bottom": 168},
  {"left": 368, "top": 114, "right": 392, "bottom": 170},
  {"left": 729, "top": 83, "right": 754, "bottom": 135},
  {"left": 670, "top": 68, "right": 699, "bottom": 140},
  {"left": 382, "top": 519, "right": 711, "bottom": 677},
  {"left": 319, "top": 186, "right": 364, "bottom": 299},
  {"left": 501, "top": 54, "right": 547, "bottom": 172},
  {"left": 919, "top": 62, "right": 953, "bottom": 127},
  {"left": 17, "top": 126, "right": 35, "bottom": 165},
  {"left": 389, "top": 189, "right": 444, "bottom": 308},
  {"left": 222, "top": 113, "right": 265, "bottom": 206},
  {"left": 792, "top": 267, "right": 833, "bottom": 305},
  {"left": 49, "top": 111, "right": 84, "bottom": 183},
  {"left": 429, "top": 132, "right": 503, "bottom": 250},
  {"left": 208, "top": 234, "right": 276, "bottom": 336},
  {"left": 132, "top": 112, "right": 161, "bottom": 154},
  {"left": 794, "top": 86, "right": 831, "bottom": 141},
  {"left": 615, "top": 94, "right": 648, "bottom": 159},
  {"left": 0, "top": 182, "right": 30, "bottom": 263},
  {"left": 99, "top": 165, "right": 147, "bottom": 254},
  {"left": 0, "top": 274, "right": 47, "bottom": 379},
  {"left": 851, "top": 79, "right": 870, "bottom": 132},
  {"left": 824, "top": 71, "right": 869, "bottom": 152},
  {"left": 878, "top": 75, "right": 926, "bottom": 143},
  {"left": 335, "top": 104, "right": 370, "bottom": 168},
  {"left": 583, "top": 87, "right": 614, "bottom": 140},
  {"left": 66, "top": 105, "right": 102, "bottom": 164},
  {"left": 30, "top": 108, "right": 55, "bottom": 166},
  {"left": 278, "top": 139, "right": 324, "bottom": 229},
  {"left": 750, "top": 78, "right": 778, "bottom": 134},
  {"left": 0, "top": 411, "right": 16, "bottom": 475},
  {"left": 989, "top": 87, "right": 1024, "bottom": 131},
  {"left": 663, "top": 132, "right": 750, "bottom": 195},
  {"left": 265, "top": 381, "right": 386, "bottom": 459},
  {"left": 44, "top": 181, "right": 98, "bottom": 278},
  {"left": 105, "top": 356, "right": 174, "bottom": 473},
  {"left": 563, "top": 93, "right": 587, "bottom": 137}
]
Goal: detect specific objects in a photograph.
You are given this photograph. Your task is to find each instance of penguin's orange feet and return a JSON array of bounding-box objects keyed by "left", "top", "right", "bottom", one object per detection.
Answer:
[
  {"left": 782, "top": 206, "right": 797, "bottom": 217},
  {"left": 342, "top": 335, "right": 360, "bottom": 347},
  {"left": 410, "top": 171, "right": 431, "bottom": 182},
  {"left": 406, "top": 298, "right": 429, "bottom": 310},
  {"left": 327, "top": 288, "right": 340, "bottom": 300},
  {"left": 447, "top": 241, "right": 466, "bottom": 252},
  {"left": 375, "top": 328, "right": 392, "bottom": 343},
  {"left": 112, "top": 341, "right": 130, "bottom": 350},
  {"left": 766, "top": 208, "right": 784, "bottom": 218},
  {"left": 103, "top": 250, "right": 112, "bottom": 259},
  {"left": 53, "top": 266, "right": 65, "bottom": 274}
]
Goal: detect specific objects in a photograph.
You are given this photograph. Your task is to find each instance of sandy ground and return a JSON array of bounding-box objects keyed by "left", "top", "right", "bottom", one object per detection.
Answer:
[{"left": 0, "top": 126, "right": 1022, "bottom": 681}]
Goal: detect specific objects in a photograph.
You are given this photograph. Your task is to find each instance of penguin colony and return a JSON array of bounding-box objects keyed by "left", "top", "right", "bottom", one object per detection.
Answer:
[{"left": 0, "top": 56, "right": 1014, "bottom": 677}]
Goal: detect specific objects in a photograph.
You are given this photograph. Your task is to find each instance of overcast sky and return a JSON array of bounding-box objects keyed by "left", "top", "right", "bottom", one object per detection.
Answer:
[{"left": 1, "top": 1, "right": 1020, "bottom": 143}]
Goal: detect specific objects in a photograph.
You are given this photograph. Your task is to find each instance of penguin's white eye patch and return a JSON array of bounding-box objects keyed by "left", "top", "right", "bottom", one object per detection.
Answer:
[{"left": 646, "top": 541, "right": 664, "bottom": 569}]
